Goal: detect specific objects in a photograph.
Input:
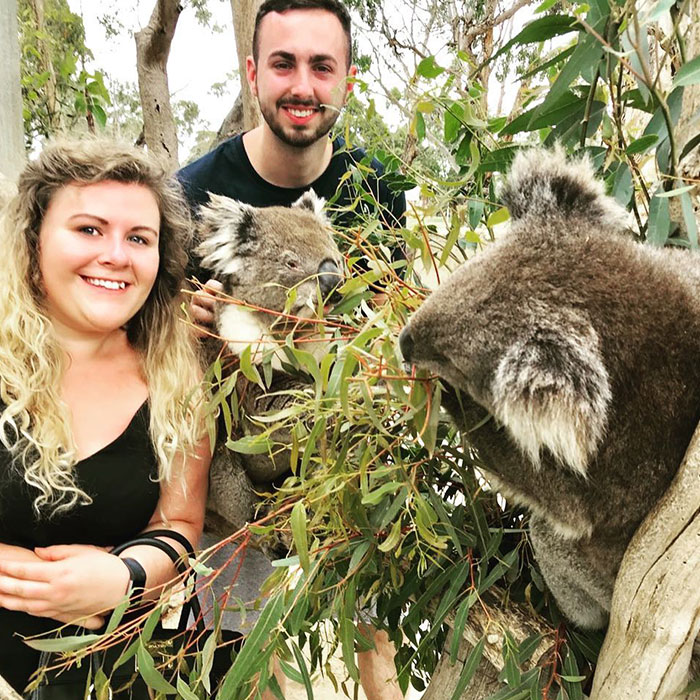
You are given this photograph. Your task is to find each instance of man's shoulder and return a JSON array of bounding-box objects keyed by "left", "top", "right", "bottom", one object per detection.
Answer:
[{"left": 177, "top": 135, "right": 249, "bottom": 207}]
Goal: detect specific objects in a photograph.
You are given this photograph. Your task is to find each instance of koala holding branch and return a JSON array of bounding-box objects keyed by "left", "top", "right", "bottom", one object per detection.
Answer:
[
  {"left": 195, "top": 191, "right": 343, "bottom": 535},
  {"left": 400, "top": 148, "right": 700, "bottom": 630}
]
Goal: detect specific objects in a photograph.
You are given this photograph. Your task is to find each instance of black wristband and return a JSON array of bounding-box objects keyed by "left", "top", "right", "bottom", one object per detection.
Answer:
[{"left": 121, "top": 557, "right": 147, "bottom": 606}]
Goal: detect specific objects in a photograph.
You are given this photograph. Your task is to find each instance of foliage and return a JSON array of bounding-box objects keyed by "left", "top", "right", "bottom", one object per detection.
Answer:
[
  {"left": 24, "top": 0, "right": 699, "bottom": 698},
  {"left": 18, "top": 0, "right": 111, "bottom": 149}
]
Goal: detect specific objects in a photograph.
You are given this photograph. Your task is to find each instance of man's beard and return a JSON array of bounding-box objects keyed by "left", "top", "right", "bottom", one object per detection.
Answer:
[{"left": 261, "top": 97, "right": 342, "bottom": 148}]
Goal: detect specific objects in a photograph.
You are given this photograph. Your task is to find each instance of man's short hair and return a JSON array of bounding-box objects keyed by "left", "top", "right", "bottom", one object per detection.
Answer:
[{"left": 252, "top": 0, "right": 353, "bottom": 68}]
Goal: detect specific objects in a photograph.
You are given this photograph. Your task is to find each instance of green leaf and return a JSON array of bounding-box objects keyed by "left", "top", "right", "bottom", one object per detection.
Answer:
[
  {"left": 416, "top": 56, "right": 445, "bottom": 79},
  {"left": 290, "top": 641, "right": 314, "bottom": 700},
  {"left": 361, "top": 481, "right": 403, "bottom": 505},
  {"left": 104, "top": 597, "right": 129, "bottom": 636},
  {"left": 378, "top": 518, "right": 403, "bottom": 552},
  {"left": 239, "top": 344, "right": 262, "bottom": 384},
  {"left": 176, "top": 677, "right": 201, "bottom": 700},
  {"left": 647, "top": 0, "right": 676, "bottom": 22},
  {"left": 226, "top": 434, "right": 272, "bottom": 455},
  {"left": 532, "top": 33, "right": 603, "bottom": 121},
  {"left": 136, "top": 641, "right": 177, "bottom": 694},
  {"left": 491, "top": 15, "right": 578, "bottom": 63},
  {"left": 91, "top": 103, "right": 107, "bottom": 129},
  {"left": 625, "top": 134, "right": 658, "bottom": 155},
  {"left": 487, "top": 207, "right": 510, "bottom": 228},
  {"left": 449, "top": 637, "right": 485, "bottom": 700},
  {"left": 450, "top": 594, "right": 477, "bottom": 663},
  {"left": 654, "top": 184, "right": 696, "bottom": 198},
  {"left": 340, "top": 584, "right": 359, "bottom": 681},
  {"left": 673, "top": 55, "right": 700, "bottom": 88},
  {"left": 216, "top": 593, "right": 285, "bottom": 698},
  {"left": 291, "top": 501, "right": 310, "bottom": 573},
  {"left": 24, "top": 633, "right": 101, "bottom": 652}
]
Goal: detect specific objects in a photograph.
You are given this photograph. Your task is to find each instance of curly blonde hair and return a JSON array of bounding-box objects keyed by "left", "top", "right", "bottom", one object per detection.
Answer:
[{"left": 0, "top": 137, "right": 203, "bottom": 516}]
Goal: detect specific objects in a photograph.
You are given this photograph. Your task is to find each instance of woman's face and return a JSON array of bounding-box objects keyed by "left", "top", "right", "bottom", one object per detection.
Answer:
[{"left": 38, "top": 180, "right": 161, "bottom": 338}]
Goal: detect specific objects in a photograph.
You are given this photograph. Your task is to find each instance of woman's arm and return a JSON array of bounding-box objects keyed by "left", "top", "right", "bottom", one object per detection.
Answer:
[{"left": 0, "top": 438, "right": 211, "bottom": 629}]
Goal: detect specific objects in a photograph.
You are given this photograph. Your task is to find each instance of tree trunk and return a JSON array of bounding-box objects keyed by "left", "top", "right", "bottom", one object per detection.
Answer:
[
  {"left": 227, "top": 0, "right": 262, "bottom": 133},
  {"left": 135, "top": 0, "right": 182, "bottom": 166},
  {"left": 211, "top": 91, "right": 245, "bottom": 148},
  {"left": 591, "top": 421, "right": 700, "bottom": 699},
  {"left": 670, "top": 0, "right": 699, "bottom": 236},
  {"left": 0, "top": 0, "right": 25, "bottom": 180}
]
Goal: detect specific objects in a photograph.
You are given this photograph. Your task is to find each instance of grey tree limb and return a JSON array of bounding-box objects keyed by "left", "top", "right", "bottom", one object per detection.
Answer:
[
  {"left": 135, "top": 0, "right": 182, "bottom": 166},
  {"left": 0, "top": 0, "right": 24, "bottom": 180},
  {"left": 591, "top": 420, "right": 700, "bottom": 699}
]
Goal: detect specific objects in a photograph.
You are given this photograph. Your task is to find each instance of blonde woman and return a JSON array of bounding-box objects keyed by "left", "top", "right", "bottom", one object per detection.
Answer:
[{"left": 0, "top": 138, "right": 210, "bottom": 695}]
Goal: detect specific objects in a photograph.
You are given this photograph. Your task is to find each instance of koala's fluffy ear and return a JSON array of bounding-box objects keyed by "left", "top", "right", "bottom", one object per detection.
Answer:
[
  {"left": 490, "top": 317, "right": 611, "bottom": 478},
  {"left": 195, "top": 194, "right": 258, "bottom": 277},
  {"left": 292, "top": 190, "right": 327, "bottom": 222}
]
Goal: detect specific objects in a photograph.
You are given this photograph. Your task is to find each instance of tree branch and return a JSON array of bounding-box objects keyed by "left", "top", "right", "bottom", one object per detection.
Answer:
[
  {"left": 135, "top": 0, "right": 182, "bottom": 165},
  {"left": 591, "top": 421, "right": 700, "bottom": 699}
]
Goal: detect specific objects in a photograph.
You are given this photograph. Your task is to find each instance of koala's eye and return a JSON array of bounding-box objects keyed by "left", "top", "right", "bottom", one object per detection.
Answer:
[{"left": 286, "top": 260, "right": 300, "bottom": 270}]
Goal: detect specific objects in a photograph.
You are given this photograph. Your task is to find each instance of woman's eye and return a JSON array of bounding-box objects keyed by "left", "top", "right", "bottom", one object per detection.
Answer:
[
  {"left": 128, "top": 235, "right": 149, "bottom": 245},
  {"left": 79, "top": 226, "right": 99, "bottom": 236}
]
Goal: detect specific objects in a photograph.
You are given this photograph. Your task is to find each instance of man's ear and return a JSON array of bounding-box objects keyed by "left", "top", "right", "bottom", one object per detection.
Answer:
[{"left": 246, "top": 55, "right": 258, "bottom": 96}]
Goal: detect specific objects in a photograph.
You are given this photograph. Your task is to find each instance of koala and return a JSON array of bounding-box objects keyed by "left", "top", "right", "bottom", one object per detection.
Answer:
[
  {"left": 195, "top": 191, "right": 343, "bottom": 536},
  {"left": 399, "top": 148, "right": 700, "bottom": 630},
  {"left": 196, "top": 190, "right": 343, "bottom": 366}
]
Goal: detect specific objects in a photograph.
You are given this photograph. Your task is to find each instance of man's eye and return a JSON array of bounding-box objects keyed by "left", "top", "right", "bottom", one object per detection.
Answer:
[
  {"left": 274, "top": 61, "right": 292, "bottom": 70},
  {"left": 315, "top": 64, "right": 332, "bottom": 73}
]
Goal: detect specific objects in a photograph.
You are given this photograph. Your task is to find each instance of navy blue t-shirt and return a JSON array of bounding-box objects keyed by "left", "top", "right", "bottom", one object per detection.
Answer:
[
  {"left": 178, "top": 134, "right": 406, "bottom": 280},
  {"left": 178, "top": 134, "right": 405, "bottom": 230}
]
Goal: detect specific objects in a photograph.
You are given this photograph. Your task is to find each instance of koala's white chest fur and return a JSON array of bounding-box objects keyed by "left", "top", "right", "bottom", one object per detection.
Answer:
[{"left": 217, "top": 304, "right": 278, "bottom": 365}]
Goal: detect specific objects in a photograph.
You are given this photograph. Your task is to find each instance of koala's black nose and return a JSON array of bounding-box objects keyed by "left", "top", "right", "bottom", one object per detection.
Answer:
[
  {"left": 318, "top": 259, "right": 342, "bottom": 299},
  {"left": 399, "top": 326, "right": 415, "bottom": 364}
]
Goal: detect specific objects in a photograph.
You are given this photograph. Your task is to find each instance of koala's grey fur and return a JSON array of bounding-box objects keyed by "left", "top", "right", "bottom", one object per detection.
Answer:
[
  {"left": 196, "top": 191, "right": 343, "bottom": 536},
  {"left": 400, "top": 148, "right": 700, "bottom": 630},
  {"left": 197, "top": 190, "right": 343, "bottom": 366}
]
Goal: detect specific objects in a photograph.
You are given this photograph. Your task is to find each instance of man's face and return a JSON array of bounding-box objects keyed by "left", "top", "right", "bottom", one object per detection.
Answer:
[{"left": 247, "top": 8, "right": 356, "bottom": 148}]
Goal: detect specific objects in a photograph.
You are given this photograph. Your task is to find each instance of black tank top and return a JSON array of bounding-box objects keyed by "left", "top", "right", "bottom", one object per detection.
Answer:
[{"left": 0, "top": 402, "right": 159, "bottom": 694}]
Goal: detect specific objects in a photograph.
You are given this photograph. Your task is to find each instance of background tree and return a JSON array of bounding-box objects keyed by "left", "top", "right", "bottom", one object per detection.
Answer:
[{"left": 0, "top": 0, "right": 24, "bottom": 181}]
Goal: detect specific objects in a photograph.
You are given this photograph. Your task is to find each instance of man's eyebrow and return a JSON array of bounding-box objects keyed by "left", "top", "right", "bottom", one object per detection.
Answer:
[
  {"left": 269, "top": 50, "right": 296, "bottom": 62},
  {"left": 268, "top": 50, "right": 337, "bottom": 65}
]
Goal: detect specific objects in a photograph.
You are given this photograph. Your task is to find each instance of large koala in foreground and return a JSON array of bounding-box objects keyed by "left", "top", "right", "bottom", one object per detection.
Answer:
[
  {"left": 400, "top": 149, "right": 700, "bottom": 629},
  {"left": 196, "top": 191, "right": 343, "bottom": 535}
]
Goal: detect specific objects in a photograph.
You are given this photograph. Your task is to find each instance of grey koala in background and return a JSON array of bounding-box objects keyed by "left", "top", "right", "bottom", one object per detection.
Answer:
[
  {"left": 196, "top": 191, "right": 343, "bottom": 536},
  {"left": 400, "top": 148, "right": 700, "bottom": 629}
]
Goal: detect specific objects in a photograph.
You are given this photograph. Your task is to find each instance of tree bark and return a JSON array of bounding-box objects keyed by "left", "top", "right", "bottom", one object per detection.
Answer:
[
  {"left": 211, "top": 91, "right": 245, "bottom": 148},
  {"left": 422, "top": 631, "right": 501, "bottom": 700},
  {"left": 670, "top": 0, "right": 699, "bottom": 236},
  {"left": 591, "top": 421, "right": 700, "bottom": 699},
  {"left": 424, "top": 589, "right": 554, "bottom": 698},
  {"left": 228, "top": 0, "right": 262, "bottom": 134},
  {"left": 0, "top": 0, "right": 25, "bottom": 180},
  {"left": 135, "top": 0, "right": 182, "bottom": 166}
]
